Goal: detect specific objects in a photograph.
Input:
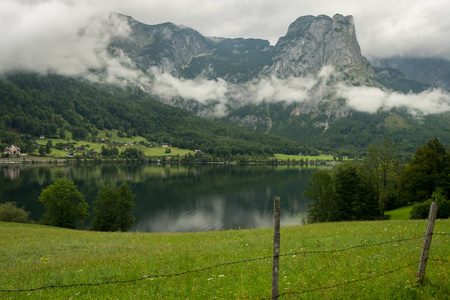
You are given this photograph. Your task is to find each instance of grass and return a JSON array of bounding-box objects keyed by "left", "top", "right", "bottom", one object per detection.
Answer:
[
  {"left": 387, "top": 206, "right": 413, "bottom": 220},
  {"left": 1, "top": 219, "right": 449, "bottom": 299},
  {"left": 31, "top": 137, "right": 194, "bottom": 158}
]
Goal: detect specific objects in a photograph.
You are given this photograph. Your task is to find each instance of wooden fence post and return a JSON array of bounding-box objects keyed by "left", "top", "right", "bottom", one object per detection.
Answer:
[
  {"left": 417, "top": 201, "right": 438, "bottom": 284},
  {"left": 272, "top": 196, "right": 281, "bottom": 299}
]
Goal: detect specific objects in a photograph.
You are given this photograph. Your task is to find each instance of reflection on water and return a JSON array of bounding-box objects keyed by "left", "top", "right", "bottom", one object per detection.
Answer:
[{"left": 0, "top": 164, "right": 320, "bottom": 232}]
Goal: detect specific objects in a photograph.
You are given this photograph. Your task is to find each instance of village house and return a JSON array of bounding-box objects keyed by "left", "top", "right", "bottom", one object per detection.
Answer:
[{"left": 3, "top": 145, "right": 21, "bottom": 156}]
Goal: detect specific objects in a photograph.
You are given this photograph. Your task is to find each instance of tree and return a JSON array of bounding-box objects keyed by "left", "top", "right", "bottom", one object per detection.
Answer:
[
  {"left": 45, "top": 140, "right": 52, "bottom": 154},
  {"left": 304, "top": 162, "right": 381, "bottom": 223},
  {"left": 38, "top": 178, "right": 89, "bottom": 229},
  {"left": 305, "top": 171, "right": 337, "bottom": 223},
  {"left": 38, "top": 145, "right": 46, "bottom": 157},
  {"left": 91, "top": 183, "right": 136, "bottom": 232},
  {"left": 363, "top": 137, "right": 400, "bottom": 214},
  {"left": 400, "top": 137, "right": 450, "bottom": 204}
]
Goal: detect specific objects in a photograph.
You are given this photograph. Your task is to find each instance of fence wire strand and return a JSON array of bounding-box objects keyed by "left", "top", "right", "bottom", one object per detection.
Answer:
[
  {"left": 264, "top": 260, "right": 420, "bottom": 300},
  {"left": 0, "top": 235, "right": 424, "bottom": 293}
]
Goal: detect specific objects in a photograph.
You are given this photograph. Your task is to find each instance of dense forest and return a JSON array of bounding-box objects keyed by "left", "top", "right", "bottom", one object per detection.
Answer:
[{"left": 0, "top": 72, "right": 316, "bottom": 157}]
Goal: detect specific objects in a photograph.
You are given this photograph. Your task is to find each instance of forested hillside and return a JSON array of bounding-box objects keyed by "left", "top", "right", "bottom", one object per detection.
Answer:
[{"left": 0, "top": 73, "right": 311, "bottom": 156}]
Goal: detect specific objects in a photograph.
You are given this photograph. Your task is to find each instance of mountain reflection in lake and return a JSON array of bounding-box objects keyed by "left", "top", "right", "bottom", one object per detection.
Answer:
[{"left": 0, "top": 164, "right": 321, "bottom": 232}]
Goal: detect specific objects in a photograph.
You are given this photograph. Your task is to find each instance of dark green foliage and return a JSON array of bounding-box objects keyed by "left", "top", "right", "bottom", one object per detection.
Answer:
[
  {"left": 38, "top": 145, "right": 46, "bottom": 157},
  {"left": 0, "top": 202, "right": 34, "bottom": 223},
  {"left": 101, "top": 146, "right": 119, "bottom": 157},
  {"left": 91, "top": 183, "right": 136, "bottom": 232},
  {"left": 363, "top": 137, "right": 401, "bottom": 212},
  {"left": 410, "top": 188, "right": 450, "bottom": 219},
  {"left": 305, "top": 171, "right": 336, "bottom": 222},
  {"left": 38, "top": 178, "right": 89, "bottom": 229},
  {"left": 0, "top": 73, "right": 303, "bottom": 157},
  {"left": 45, "top": 140, "right": 52, "bottom": 154},
  {"left": 120, "top": 148, "right": 143, "bottom": 159},
  {"left": 400, "top": 137, "right": 450, "bottom": 204},
  {"left": 305, "top": 162, "right": 381, "bottom": 223}
]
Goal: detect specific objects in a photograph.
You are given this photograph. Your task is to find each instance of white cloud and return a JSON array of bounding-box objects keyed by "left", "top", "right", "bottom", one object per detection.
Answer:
[{"left": 338, "top": 85, "right": 450, "bottom": 115}]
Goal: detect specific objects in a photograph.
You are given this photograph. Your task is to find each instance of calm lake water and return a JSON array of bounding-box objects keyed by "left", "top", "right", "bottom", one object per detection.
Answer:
[{"left": 0, "top": 164, "right": 320, "bottom": 232}]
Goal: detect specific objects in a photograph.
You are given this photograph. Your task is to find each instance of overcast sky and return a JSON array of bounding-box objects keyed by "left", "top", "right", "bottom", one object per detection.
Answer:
[
  {"left": 2, "top": 0, "right": 450, "bottom": 62},
  {"left": 1, "top": 0, "right": 450, "bottom": 115}
]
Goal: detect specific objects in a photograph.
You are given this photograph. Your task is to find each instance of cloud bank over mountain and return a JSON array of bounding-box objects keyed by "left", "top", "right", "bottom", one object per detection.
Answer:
[{"left": 1, "top": 0, "right": 450, "bottom": 116}]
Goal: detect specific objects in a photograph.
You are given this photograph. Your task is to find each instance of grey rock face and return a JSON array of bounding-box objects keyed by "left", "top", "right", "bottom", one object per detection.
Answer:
[
  {"left": 269, "top": 14, "right": 375, "bottom": 82},
  {"left": 111, "top": 14, "right": 214, "bottom": 75}
]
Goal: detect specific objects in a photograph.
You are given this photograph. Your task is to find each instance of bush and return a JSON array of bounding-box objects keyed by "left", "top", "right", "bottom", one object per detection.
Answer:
[
  {"left": 410, "top": 188, "right": 450, "bottom": 219},
  {"left": 0, "top": 202, "right": 34, "bottom": 223}
]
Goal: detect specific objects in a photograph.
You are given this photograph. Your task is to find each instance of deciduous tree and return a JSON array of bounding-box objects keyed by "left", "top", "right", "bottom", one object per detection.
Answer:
[
  {"left": 91, "top": 183, "right": 136, "bottom": 232},
  {"left": 38, "top": 178, "right": 89, "bottom": 229}
]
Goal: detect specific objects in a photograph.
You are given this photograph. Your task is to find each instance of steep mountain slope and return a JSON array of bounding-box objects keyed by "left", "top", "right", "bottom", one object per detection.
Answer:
[
  {"left": 0, "top": 73, "right": 306, "bottom": 156},
  {"left": 370, "top": 56, "right": 450, "bottom": 90},
  {"left": 268, "top": 14, "right": 375, "bottom": 82}
]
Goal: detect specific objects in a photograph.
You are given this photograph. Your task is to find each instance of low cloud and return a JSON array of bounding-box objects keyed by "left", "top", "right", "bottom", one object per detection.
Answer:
[
  {"left": 338, "top": 85, "right": 450, "bottom": 115},
  {"left": 0, "top": 0, "right": 151, "bottom": 86},
  {"left": 148, "top": 66, "right": 332, "bottom": 116}
]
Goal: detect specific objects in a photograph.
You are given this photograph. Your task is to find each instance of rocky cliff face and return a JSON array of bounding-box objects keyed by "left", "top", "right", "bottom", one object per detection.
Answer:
[
  {"left": 112, "top": 13, "right": 374, "bottom": 83},
  {"left": 111, "top": 14, "right": 214, "bottom": 76},
  {"left": 269, "top": 14, "right": 375, "bottom": 82}
]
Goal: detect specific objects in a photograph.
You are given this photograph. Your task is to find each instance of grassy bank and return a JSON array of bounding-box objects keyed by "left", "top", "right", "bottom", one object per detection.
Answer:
[
  {"left": 387, "top": 206, "right": 413, "bottom": 220},
  {"left": 1, "top": 220, "right": 449, "bottom": 299}
]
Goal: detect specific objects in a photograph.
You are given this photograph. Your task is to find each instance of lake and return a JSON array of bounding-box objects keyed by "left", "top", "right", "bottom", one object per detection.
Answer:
[{"left": 0, "top": 163, "right": 320, "bottom": 232}]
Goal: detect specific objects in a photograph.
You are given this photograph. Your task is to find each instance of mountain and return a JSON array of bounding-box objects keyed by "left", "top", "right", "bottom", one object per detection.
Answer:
[
  {"left": 1, "top": 13, "right": 449, "bottom": 156},
  {"left": 0, "top": 72, "right": 306, "bottom": 157},
  {"left": 267, "top": 14, "right": 375, "bottom": 81},
  {"left": 113, "top": 13, "right": 376, "bottom": 84},
  {"left": 370, "top": 56, "right": 450, "bottom": 90},
  {"left": 110, "top": 15, "right": 215, "bottom": 76}
]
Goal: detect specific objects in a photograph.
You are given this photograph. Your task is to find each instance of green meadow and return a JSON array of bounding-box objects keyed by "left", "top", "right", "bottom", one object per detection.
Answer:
[{"left": 1, "top": 219, "right": 449, "bottom": 299}]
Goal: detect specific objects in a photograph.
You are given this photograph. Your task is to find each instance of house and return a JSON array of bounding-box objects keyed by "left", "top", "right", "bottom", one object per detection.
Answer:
[
  {"left": 77, "top": 146, "right": 85, "bottom": 151},
  {"left": 66, "top": 153, "right": 74, "bottom": 157},
  {"left": 162, "top": 143, "right": 170, "bottom": 147},
  {"left": 39, "top": 135, "right": 45, "bottom": 140},
  {"left": 3, "top": 145, "right": 21, "bottom": 156}
]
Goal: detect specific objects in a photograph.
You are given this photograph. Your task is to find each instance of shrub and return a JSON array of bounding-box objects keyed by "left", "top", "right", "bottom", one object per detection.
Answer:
[
  {"left": 410, "top": 188, "right": 450, "bottom": 219},
  {"left": 0, "top": 202, "right": 34, "bottom": 223}
]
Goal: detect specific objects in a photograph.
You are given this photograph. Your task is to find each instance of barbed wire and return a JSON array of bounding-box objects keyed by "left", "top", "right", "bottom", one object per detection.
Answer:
[
  {"left": 279, "top": 236, "right": 422, "bottom": 257},
  {"left": 0, "top": 235, "right": 425, "bottom": 293},
  {"left": 261, "top": 260, "right": 420, "bottom": 300},
  {"left": 428, "top": 258, "right": 450, "bottom": 263}
]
